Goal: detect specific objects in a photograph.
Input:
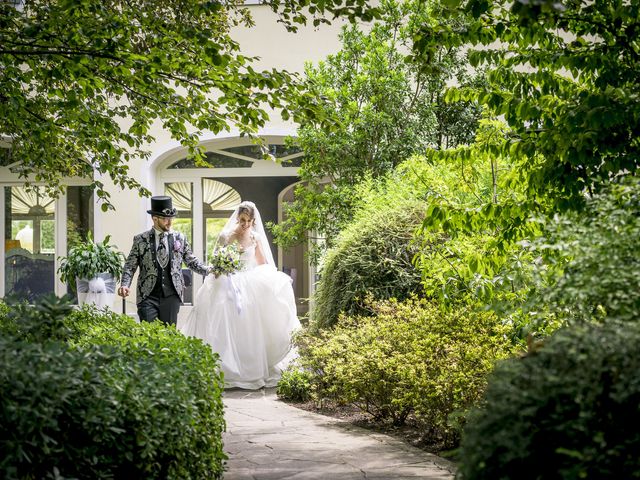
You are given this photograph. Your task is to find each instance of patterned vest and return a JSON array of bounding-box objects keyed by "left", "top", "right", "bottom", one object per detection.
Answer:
[{"left": 152, "top": 243, "right": 178, "bottom": 298}]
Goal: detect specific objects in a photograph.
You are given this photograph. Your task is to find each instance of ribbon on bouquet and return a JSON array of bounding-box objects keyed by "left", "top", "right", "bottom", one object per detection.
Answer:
[{"left": 225, "top": 275, "right": 243, "bottom": 315}]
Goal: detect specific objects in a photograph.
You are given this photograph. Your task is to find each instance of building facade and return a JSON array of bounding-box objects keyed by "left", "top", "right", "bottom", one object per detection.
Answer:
[{"left": 0, "top": 5, "right": 347, "bottom": 321}]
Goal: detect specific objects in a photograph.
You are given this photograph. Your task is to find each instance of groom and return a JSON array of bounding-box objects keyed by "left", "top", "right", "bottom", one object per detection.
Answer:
[{"left": 118, "top": 196, "right": 210, "bottom": 326}]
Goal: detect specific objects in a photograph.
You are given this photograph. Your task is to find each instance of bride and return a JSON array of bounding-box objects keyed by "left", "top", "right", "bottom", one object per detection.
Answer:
[{"left": 179, "top": 201, "right": 300, "bottom": 389}]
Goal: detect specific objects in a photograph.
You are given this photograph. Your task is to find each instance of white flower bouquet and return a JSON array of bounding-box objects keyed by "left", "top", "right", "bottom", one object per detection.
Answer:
[{"left": 209, "top": 243, "right": 241, "bottom": 277}]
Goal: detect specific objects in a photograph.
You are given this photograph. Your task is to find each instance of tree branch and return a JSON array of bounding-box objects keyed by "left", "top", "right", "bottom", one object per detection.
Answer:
[{"left": 1, "top": 46, "right": 125, "bottom": 62}]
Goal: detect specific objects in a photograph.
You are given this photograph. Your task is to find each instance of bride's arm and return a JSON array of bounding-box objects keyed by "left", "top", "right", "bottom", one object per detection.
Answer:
[{"left": 217, "top": 231, "right": 232, "bottom": 246}]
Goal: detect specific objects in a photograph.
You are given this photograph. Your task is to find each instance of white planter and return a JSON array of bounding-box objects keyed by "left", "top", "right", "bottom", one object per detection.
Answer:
[{"left": 76, "top": 273, "right": 117, "bottom": 309}]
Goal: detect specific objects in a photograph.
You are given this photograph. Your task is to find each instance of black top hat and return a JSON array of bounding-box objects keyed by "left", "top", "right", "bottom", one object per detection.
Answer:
[{"left": 147, "top": 196, "right": 177, "bottom": 217}]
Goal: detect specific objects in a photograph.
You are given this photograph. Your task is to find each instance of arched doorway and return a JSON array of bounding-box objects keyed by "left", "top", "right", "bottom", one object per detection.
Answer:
[{"left": 155, "top": 136, "right": 309, "bottom": 318}]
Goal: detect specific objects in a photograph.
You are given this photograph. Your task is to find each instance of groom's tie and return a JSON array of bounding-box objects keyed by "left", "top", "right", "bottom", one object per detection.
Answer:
[{"left": 157, "top": 232, "right": 169, "bottom": 268}]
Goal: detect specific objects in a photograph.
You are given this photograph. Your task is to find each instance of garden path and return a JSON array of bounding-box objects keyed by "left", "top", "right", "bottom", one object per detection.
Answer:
[{"left": 222, "top": 388, "right": 455, "bottom": 480}]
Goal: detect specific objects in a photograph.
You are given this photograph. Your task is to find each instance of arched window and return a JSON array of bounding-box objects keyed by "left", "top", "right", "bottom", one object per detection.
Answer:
[{"left": 165, "top": 143, "right": 304, "bottom": 170}]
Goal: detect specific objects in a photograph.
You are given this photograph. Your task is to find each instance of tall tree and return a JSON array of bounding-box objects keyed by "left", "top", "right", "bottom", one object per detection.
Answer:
[
  {"left": 271, "top": 0, "right": 482, "bottom": 258},
  {"left": 0, "top": 0, "right": 318, "bottom": 209},
  {"left": 405, "top": 0, "right": 640, "bottom": 303},
  {"left": 414, "top": 0, "right": 640, "bottom": 211}
]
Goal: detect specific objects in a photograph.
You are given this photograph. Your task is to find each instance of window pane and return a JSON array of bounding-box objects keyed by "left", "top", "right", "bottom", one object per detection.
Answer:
[
  {"left": 0, "top": 147, "right": 12, "bottom": 167},
  {"left": 204, "top": 152, "right": 253, "bottom": 167},
  {"left": 11, "top": 220, "right": 33, "bottom": 252},
  {"left": 202, "top": 178, "right": 241, "bottom": 262},
  {"left": 67, "top": 185, "right": 94, "bottom": 250},
  {"left": 65, "top": 186, "right": 94, "bottom": 301},
  {"left": 205, "top": 218, "right": 228, "bottom": 261},
  {"left": 168, "top": 152, "right": 253, "bottom": 169},
  {"left": 203, "top": 178, "right": 241, "bottom": 212},
  {"left": 166, "top": 144, "right": 303, "bottom": 169},
  {"left": 282, "top": 155, "right": 304, "bottom": 167},
  {"left": 40, "top": 220, "right": 55, "bottom": 254},
  {"left": 4, "top": 186, "right": 55, "bottom": 302},
  {"left": 271, "top": 144, "right": 302, "bottom": 158},
  {"left": 222, "top": 145, "right": 264, "bottom": 159}
]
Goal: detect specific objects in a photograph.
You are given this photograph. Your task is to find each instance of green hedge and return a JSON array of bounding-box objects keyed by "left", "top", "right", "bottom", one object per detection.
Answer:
[
  {"left": 0, "top": 298, "right": 225, "bottom": 479},
  {"left": 311, "top": 199, "right": 426, "bottom": 330},
  {"left": 296, "top": 297, "right": 516, "bottom": 446},
  {"left": 457, "top": 321, "right": 640, "bottom": 479}
]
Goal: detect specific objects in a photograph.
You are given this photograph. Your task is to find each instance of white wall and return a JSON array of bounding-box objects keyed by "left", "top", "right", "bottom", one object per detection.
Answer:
[{"left": 233, "top": 5, "right": 348, "bottom": 70}]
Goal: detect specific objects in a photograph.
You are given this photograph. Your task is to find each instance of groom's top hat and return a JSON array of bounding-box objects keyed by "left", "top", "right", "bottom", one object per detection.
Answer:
[{"left": 147, "top": 196, "right": 177, "bottom": 217}]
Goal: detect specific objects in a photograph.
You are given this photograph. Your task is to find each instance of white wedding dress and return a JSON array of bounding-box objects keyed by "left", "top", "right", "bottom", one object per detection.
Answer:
[{"left": 179, "top": 237, "right": 300, "bottom": 389}]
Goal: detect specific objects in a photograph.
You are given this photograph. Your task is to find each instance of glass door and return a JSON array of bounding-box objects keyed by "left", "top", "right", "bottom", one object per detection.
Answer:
[{"left": 4, "top": 186, "right": 56, "bottom": 302}]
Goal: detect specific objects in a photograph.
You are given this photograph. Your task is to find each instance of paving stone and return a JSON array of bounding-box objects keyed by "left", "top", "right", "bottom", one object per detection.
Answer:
[{"left": 222, "top": 388, "right": 455, "bottom": 479}]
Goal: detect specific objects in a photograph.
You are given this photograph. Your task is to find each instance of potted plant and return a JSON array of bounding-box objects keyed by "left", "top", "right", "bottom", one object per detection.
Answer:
[{"left": 58, "top": 233, "right": 125, "bottom": 308}]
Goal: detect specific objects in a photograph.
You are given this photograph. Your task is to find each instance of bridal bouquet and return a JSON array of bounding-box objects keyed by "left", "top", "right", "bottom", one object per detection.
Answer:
[{"left": 209, "top": 243, "right": 242, "bottom": 277}]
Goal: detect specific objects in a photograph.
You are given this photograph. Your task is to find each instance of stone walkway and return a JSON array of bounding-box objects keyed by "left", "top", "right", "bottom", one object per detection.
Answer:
[{"left": 222, "top": 388, "right": 456, "bottom": 480}]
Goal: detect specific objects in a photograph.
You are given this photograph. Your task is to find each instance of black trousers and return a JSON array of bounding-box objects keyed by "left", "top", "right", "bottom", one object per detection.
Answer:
[{"left": 137, "top": 293, "right": 181, "bottom": 326}]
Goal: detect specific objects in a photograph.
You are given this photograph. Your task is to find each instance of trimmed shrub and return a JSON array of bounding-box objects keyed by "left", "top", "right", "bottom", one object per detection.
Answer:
[
  {"left": 0, "top": 295, "right": 74, "bottom": 342},
  {"left": 311, "top": 199, "right": 426, "bottom": 330},
  {"left": 298, "top": 297, "right": 516, "bottom": 446},
  {"left": 456, "top": 321, "right": 640, "bottom": 480},
  {"left": 0, "top": 300, "right": 226, "bottom": 479}
]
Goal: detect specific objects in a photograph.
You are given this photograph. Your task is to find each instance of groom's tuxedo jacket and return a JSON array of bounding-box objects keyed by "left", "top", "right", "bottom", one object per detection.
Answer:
[{"left": 121, "top": 229, "right": 208, "bottom": 304}]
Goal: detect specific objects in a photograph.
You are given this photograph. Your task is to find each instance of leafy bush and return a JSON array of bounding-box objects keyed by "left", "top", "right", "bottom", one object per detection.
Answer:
[
  {"left": 309, "top": 149, "right": 518, "bottom": 330},
  {"left": 0, "top": 300, "right": 226, "bottom": 479},
  {"left": 527, "top": 175, "right": 640, "bottom": 326},
  {"left": 311, "top": 198, "right": 426, "bottom": 330},
  {"left": 299, "top": 297, "right": 516, "bottom": 446},
  {"left": 0, "top": 295, "right": 74, "bottom": 342},
  {"left": 276, "top": 365, "right": 314, "bottom": 402},
  {"left": 456, "top": 321, "right": 640, "bottom": 480},
  {"left": 67, "top": 307, "right": 226, "bottom": 476},
  {"left": 0, "top": 300, "right": 14, "bottom": 335}
]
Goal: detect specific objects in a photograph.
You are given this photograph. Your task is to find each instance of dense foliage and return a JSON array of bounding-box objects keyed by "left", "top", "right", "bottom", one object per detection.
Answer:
[
  {"left": 526, "top": 175, "right": 640, "bottom": 326},
  {"left": 0, "top": 297, "right": 226, "bottom": 479},
  {"left": 310, "top": 196, "right": 425, "bottom": 330},
  {"left": 276, "top": 364, "right": 314, "bottom": 402},
  {"left": 295, "top": 297, "right": 516, "bottom": 447},
  {"left": 416, "top": 0, "right": 640, "bottom": 211},
  {"left": 309, "top": 150, "right": 500, "bottom": 329},
  {"left": 405, "top": 121, "right": 534, "bottom": 304},
  {"left": 271, "top": 0, "right": 482, "bottom": 258},
  {"left": 0, "top": 0, "right": 318, "bottom": 208},
  {"left": 402, "top": 0, "right": 640, "bottom": 308},
  {"left": 457, "top": 320, "right": 640, "bottom": 480}
]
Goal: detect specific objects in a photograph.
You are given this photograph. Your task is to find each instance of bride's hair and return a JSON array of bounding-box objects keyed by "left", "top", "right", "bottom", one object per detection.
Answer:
[
  {"left": 219, "top": 200, "right": 275, "bottom": 265},
  {"left": 237, "top": 202, "right": 256, "bottom": 221}
]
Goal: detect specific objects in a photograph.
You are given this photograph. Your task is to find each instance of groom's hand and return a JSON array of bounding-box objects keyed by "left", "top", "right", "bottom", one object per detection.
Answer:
[{"left": 118, "top": 286, "right": 130, "bottom": 297}]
